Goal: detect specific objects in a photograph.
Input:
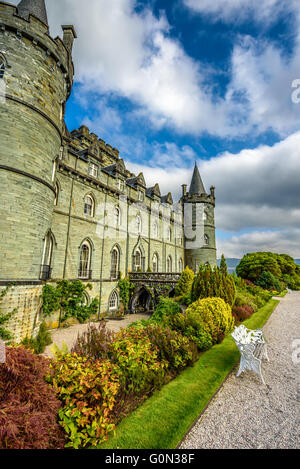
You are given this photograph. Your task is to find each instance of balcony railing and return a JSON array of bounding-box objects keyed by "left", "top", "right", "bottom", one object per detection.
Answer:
[
  {"left": 78, "top": 269, "right": 92, "bottom": 280},
  {"left": 40, "top": 265, "right": 52, "bottom": 281}
]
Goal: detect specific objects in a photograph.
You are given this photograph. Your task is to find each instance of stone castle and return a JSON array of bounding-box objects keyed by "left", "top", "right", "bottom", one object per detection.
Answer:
[{"left": 0, "top": 0, "right": 216, "bottom": 342}]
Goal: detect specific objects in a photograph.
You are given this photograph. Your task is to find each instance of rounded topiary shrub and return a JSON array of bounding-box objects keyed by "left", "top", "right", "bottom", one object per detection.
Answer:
[{"left": 185, "top": 297, "right": 235, "bottom": 344}]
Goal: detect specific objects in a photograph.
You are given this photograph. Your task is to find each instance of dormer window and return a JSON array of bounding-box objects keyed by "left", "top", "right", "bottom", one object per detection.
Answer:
[
  {"left": 89, "top": 163, "right": 98, "bottom": 178},
  {"left": 138, "top": 190, "right": 144, "bottom": 202},
  {"left": 118, "top": 179, "right": 125, "bottom": 192}
]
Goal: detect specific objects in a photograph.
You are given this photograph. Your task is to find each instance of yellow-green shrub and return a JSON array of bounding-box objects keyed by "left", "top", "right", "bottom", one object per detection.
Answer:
[{"left": 186, "top": 297, "right": 234, "bottom": 343}]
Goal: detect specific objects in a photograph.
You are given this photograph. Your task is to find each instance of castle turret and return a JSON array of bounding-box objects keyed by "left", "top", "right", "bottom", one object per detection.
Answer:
[
  {"left": 183, "top": 163, "right": 217, "bottom": 271},
  {"left": 17, "top": 0, "right": 48, "bottom": 26},
  {"left": 0, "top": 1, "right": 76, "bottom": 340}
]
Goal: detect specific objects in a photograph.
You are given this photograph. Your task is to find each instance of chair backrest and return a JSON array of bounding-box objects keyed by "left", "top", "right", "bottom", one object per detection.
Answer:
[{"left": 231, "top": 325, "right": 263, "bottom": 345}]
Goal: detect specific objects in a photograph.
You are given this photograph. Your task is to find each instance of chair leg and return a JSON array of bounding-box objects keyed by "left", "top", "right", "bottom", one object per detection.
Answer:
[{"left": 254, "top": 360, "right": 265, "bottom": 385}]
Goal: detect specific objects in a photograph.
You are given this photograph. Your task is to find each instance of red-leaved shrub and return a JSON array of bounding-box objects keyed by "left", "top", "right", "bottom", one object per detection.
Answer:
[
  {"left": 232, "top": 305, "right": 255, "bottom": 323},
  {"left": 0, "top": 347, "right": 66, "bottom": 449}
]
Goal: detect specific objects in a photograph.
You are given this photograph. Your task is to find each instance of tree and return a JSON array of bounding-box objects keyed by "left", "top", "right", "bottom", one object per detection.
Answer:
[
  {"left": 42, "top": 280, "right": 99, "bottom": 327},
  {"left": 174, "top": 266, "right": 195, "bottom": 297},
  {"left": 118, "top": 275, "right": 135, "bottom": 312},
  {"left": 191, "top": 264, "right": 236, "bottom": 307},
  {"left": 220, "top": 254, "right": 228, "bottom": 275}
]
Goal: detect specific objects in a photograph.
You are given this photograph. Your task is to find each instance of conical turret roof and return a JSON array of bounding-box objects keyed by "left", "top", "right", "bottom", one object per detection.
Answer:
[
  {"left": 189, "top": 162, "right": 206, "bottom": 195},
  {"left": 18, "top": 0, "right": 48, "bottom": 26}
]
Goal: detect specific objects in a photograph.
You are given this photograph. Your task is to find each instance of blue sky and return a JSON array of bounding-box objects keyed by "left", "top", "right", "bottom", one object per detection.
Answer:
[{"left": 11, "top": 0, "right": 300, "bottom": 258}]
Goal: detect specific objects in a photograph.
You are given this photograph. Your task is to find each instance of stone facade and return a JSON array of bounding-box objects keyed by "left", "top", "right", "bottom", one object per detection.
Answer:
[{"left": 0, "top": 1, "right": 216, "bottom": 342}]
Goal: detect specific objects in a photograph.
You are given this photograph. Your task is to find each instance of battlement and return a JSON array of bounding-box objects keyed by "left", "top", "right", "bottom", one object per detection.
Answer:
[
  {"left": 70, "top": 126, "right": 120, "bottom": 160},
  {"left": 0, "top": 1, "right": 75, "bottom": 94}
]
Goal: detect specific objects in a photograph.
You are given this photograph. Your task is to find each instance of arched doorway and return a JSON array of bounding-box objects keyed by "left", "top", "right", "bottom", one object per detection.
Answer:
[{"left": 130, "top": 287, "right": 153, "bottom": 314}]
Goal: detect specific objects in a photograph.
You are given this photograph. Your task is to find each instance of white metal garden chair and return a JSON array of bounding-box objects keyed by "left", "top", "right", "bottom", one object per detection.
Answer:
[{"left": 231, "top": 325, "right": 269, "bottom": 385}]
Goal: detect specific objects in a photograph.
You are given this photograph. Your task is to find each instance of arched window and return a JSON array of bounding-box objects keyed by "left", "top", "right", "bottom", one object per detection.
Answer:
[
  {"left": 111, "top": 246, "right": 120, "bottom": 280},
  {"left": 0, "top": 56, "right": 5, "bottom": 79},
  {"left": 153, "top": 221, "right": 158, "bottom": 238},
  {"left": 82, "top": 291, "right": 90, "bottom": 307},
  {"left": 178, "top": 258, "right": 183, "bottom": 272},
  {"left": 109, "top": 290, "right": 119, "bottom": 312},
  {"left": 54, "top": 182, "right": 59, "bottom": 206},
  {"left": 167, "top": 227, "right": 171, "bottom": 242},
  {"left": 84, "top": 195, "right": 94, "bottom": 217},
  {"left": 152, "top": 253, "right": 159, "bottom": 273},
  {"left": 136, "top": 215, "right": 142, "bottom": 233},
  {"left": 114, "top": 206, "right": 121, "bottom": 226},
  {"left": 40, "top": 231, "right": 54, "bottom": 280},
  {"left": 133, "top": 248, "right": 143, "bottom": 272},
  {"left": 167, "top": 255, "right": 172, "bottom": 273},
  {"left": 79, "top": 240, "right": 92, "bottom": 279},
  {"left": 204, "top": 234, "right": 209, "bottom": 246}
]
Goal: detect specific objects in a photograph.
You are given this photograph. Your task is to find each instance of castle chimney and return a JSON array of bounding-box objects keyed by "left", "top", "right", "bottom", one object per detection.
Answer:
[
  {"left": 210, "top": 186, "right": 215, "bottom": 198},
  {"left": 62, "top": 25, "right": 77, "bottom": 53}
]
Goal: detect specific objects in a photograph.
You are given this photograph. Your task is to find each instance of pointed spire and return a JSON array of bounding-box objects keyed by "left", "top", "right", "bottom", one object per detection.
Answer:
[
  {"left": 18, "top": 0, "right": 48, "bottom": 26},
  {"left": 189, "top": 162, "right": 206, "bottom": 196}
]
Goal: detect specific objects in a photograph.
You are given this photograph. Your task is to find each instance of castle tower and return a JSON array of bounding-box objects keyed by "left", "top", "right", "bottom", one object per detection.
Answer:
[
  {"left": 0, "top": 0, "right": 76, "bottom": 340},
  {"left": 183, "top": 163, "right": 217, "bottom": 271}
]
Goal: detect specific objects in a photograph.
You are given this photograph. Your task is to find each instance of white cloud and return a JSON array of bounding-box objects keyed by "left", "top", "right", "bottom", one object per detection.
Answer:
[
  {"left": 183, "top": 0, "right": 293, "bottom": 24},
  {"left": 127, "top": 131, "right": 300, "bottom": 257},
  {"left": 217, "top": 229, "right": 300, "bottom": 258},
  {"left": 10, "top": 0, "right": 300, "bottom": 138}
]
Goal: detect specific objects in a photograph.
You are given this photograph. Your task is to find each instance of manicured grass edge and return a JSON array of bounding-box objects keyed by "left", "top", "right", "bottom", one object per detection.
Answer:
[{"left": 99, "top": 298, "right": 280, "bottom": 450}]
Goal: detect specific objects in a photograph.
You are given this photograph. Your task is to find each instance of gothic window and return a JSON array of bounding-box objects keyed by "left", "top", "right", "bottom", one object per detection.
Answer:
[
  {"left": 0, "top": 57, "right": 5, "bottom": 79},
  {"left": 54, "top": 182, "right": 59, "bottom": 206},
  {"left": 167, "top": 227, "right": 172, "bottom": 242},
  {"left": 192, "top": 203, "right": 197, "bottom": 230},
  {"left": 40, "top": 231, "right": 54, "bottom": 280},
  {"left": 153, "top": 221, "right": 158, "bottom": 238},
  {"left": 51, "top": 158, "right": 57, "bottom": 183},
  {"left": 133, "top": 248, "right": 143, "bottom": 272},
  {"left": 89, "top": 163, "right": 98, "bottom": 178},
  {"left": 136, "top": 215, "right": 142, "bottom": 233},
  {"left": 178, "top": 258, "right": 183, "bottom": 272},
  {"left": 152, "top": 253, "right": 159, "bottom": 273},
  {"left": 111, "top": 246, "right": 120, "bottom": 280},
  {"left": 84, "top": 195, "right": 94, "bottom": 217},
  {"left": 79, "top": 241, "right": 92, "bottom": 279},
  {"left": 204, "top": 234, "right": 209, "bottom": 246},
  {"left": 109, "top": 290, "right": 119, "bottom": 311},
  {"left": 114, "top": 206, "right": 121, "bottom": 226},
  {"left": 167, "top": 255, "right": 172, "bottom": 273}
]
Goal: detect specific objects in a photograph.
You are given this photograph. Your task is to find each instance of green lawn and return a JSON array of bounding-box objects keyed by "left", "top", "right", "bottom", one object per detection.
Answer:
[{"left": 100, "top": 298, "right": 279, "bottom": 449}]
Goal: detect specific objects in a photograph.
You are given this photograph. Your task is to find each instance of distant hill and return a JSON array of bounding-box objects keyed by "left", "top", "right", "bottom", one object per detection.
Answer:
[
  {"left": 217, "top": 258, "right": 241, "bottom": 268},
  {"left": 295, "top": 259, "right": 300, "bottom": 265}
]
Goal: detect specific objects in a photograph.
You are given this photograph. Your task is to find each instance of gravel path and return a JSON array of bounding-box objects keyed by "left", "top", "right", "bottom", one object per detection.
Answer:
[
  {"left": 44, "top": 314, "right": 150, "bottom": 358},
  {"left": 180, "top": 291, "right": 300, "bottom": 449}
]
